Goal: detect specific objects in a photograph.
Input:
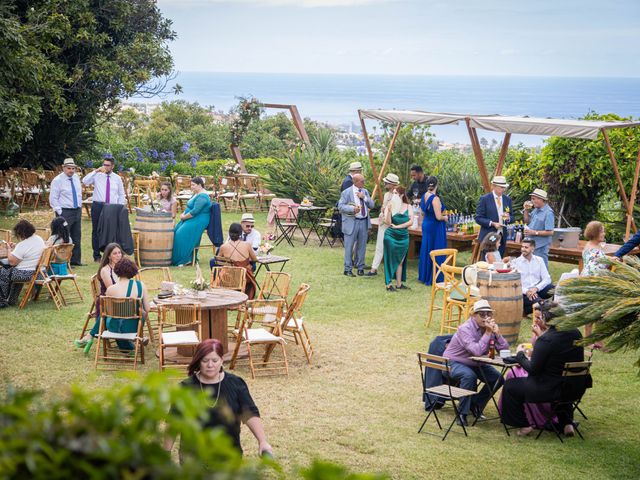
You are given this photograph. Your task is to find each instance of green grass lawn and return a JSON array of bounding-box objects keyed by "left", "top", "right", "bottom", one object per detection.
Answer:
[{"left": 1, "top": 210, "right": 639, "bottom": 479}]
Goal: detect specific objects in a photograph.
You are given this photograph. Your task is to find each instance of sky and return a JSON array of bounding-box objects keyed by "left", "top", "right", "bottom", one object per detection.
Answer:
[{"left": 156, "top": 0, "right": 640, "bottom": 77}]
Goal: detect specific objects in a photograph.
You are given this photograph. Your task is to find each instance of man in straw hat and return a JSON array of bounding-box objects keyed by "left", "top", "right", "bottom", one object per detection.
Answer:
[
  {"left": 523, "top": 188, "right": 554, "bottom": 268},
  {"left": 366, "top": 173, "right": 400, "bottom": 277},
  {"left": 49, "top": 158, "right": 84, "bottom": 265},
  {"left": 475, "top": 175, "right": 514, "bottom": 258},
  {"left": 238, "top": 213, "right": 261, "bottom": 252},
  {"left": 443, "top": 299, "right": 510, "bottom": 426},
  {"left": 341, "top": 161, "right": 363, "bottom": 192}
]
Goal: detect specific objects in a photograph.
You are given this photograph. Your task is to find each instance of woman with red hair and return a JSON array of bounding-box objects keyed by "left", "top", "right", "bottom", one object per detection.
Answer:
[{"left": 165, "top": 339, "right": 273, "bottom": 456}]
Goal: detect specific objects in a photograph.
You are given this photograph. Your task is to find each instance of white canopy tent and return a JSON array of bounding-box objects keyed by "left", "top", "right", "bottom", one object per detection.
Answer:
[{"left": 358, "top": 108, "right": 640, "bottom": 237}]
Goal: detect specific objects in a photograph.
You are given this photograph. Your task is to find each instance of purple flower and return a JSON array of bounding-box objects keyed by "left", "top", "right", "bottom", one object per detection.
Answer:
[
  {"left": 85, "top": 160, "right": 94, "bottom": 168},
  {"left": 181, "top": 142, "right": 191, "bottom": 153},
  {"left": 160, "top": 160, "right": 168, "bottom": 172},
  {"left": 190, "top": 154, "right": 199, "bottom": 168},
  {"left": 117, "top": 164, "right": 124, "bottom": 172},
  {"left": 159, "top": 152, "right": 166, "bottom": 161},
  {"left": 147, "top": 149, "right": 158, "bottom": 159},
  {"left": 102, "top": 152, "right": 113, "bottom": 160},
  {"left": 170, "top": 158, "right": 177, "bottom": 166},
  {"left": 168, "top": 151, "right": 175, "bottom": 161}
]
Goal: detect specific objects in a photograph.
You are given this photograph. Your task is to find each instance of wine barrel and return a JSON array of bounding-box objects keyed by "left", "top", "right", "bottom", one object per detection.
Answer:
[
  {"left": 134, "top": 209, "right": 174, "bottom": 267},
  {"left": 476, "top": 270, "right": 523, "bottom": 345}
]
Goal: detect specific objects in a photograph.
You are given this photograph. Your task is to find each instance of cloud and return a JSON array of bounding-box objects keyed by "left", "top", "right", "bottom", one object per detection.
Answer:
[{"left": 158, "top": 0, "right": 393, "bottom": 7}]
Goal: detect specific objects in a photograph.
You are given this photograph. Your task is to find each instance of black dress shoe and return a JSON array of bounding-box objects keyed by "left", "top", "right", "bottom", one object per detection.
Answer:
[
  {"left": 471, "top": 406, "right": 486, "bottom": 421},
  {"left": 397, "top": 284, "right": 411, "bottom": 290},
  {"left": 357, "top": 270, "right": 364, "bottom": 276},
  {"left": 344, "top": 271, "right": 355, "bottom": 277},
  {"left": 386, "top": 285, "right": 396, "bottom": 292},
  {"left": 365, "top": 271, "right": 377, "bottom": 276},
  {"left": 456, "top": 414, "right": 468, "bottom": 427}
]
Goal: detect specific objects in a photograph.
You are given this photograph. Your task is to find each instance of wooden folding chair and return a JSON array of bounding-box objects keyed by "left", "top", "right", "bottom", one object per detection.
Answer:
[
  {"left": 426, "top": 249, "right": 458, "bottom": 328},
  {"left": 236, "top": 174, "right": 260, "bottom": 212},
  {"left": 16, "top": 246, "right": 64, "bottom": 310},
  {"left": 417, "top": 352, "right": 477, "bottom": 440},
  {"left": 281, "top": 283, "right": 313, "bottom": 364},
  {"left": 218, "top": 176, "right": 238, "bottom": 211},
  {"left": 79, "top": 274, "right": 101, "bottom": 340},
  {"left": 258, "top": 271, "right": 292, "bottom": 303},
  {"left": 230, "top": 299, "right": 288, "bottom": 379},
  {"left": 94, "top": 296, "right": 146, "bottom": 370},
  {"left": 257, "top": 178, "right": 275, "bottom": 211},
  {"left": 439, "top": 264, "right": 477, "bottom": 334},
  {"left": 158, "top": 303, "right": 202, "bottom": 372},
  {"left": 533, "top": 361, "right": 592, "bottom": 442},
  {"left": 0, "top": 229, "right": 11, "bottom": 243},
  {"left": 192, "top": 231, "right": 216, "bottom": 266},
  {"left": 132, "top": 179, "right": 158, "bottom": 208},
  {"left": 131, "top": 230, "right": 141, "bottom": 267},
  {"left": 210, "top": 266, "right": 247, "bottom": 291},
  {"left": 34, "top": 227, "right": 51, "bottom": 242},
  {"left": 50, "top": 244, "right": 84, "bottom": 305},
  {"left": 19, "top": 171, "right": 43, "bottom": 210}
]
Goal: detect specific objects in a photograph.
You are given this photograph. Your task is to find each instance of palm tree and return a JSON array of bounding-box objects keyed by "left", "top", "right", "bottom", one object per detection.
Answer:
[{"left": 553, "top": 256, "right": 640, "bottom": 369}]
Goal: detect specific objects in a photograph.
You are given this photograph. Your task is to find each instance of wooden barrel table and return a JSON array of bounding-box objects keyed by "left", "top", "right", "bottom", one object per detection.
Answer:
[
  {"left": 134, "top": 209, "right": 174, "bottom": 267},
  {"left": 476, "top": 270, "right": 523, "bottom": 345}
]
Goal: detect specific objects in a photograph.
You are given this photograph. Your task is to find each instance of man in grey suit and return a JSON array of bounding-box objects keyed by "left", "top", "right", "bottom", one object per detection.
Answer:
[{"left": 338, "top": 174, "right": 375, "bottom": 276}]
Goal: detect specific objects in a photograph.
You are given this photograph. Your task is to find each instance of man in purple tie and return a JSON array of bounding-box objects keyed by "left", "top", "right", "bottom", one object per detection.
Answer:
[
  {"left": 82, "top": 156, "right": 126, "bottom": 261},
  {"left": 338, "top": 174, "right": 375, "bottom": 276}
]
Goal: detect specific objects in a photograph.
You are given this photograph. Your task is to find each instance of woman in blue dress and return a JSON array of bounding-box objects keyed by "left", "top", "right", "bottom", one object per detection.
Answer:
[
  {"left": 418, "top": 176, "right": 449, "bottom": 285},
  {"left": 172, "top": 177, "right": 212, "bottom": 266}
]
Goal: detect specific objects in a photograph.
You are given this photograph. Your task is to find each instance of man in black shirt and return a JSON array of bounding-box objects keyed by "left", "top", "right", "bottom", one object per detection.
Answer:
[{"left": 408, "top": 165, "right": 429, "bottom": 202}]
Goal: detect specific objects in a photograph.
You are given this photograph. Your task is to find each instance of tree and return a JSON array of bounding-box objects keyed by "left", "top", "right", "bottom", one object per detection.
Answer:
[
  {"left": 375, "top": 123, "right": 434, "bottom": 186},
  {"left": 1, "top": 0, "right": 176, "bottom": 168},
  {"left": 553, "top": 256, "right": 640, "bottom": 372}
]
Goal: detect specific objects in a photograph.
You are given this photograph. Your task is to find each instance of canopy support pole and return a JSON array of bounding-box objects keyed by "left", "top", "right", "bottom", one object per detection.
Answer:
[
  {"left": 466, "top": 118, "right": 491, "bottom": 192},
  {"left": 625, "top": 146, "right": 640, "bottom": 239},
  {"left": 493, "top": 132, "right": 512, "bottom": 177},
  {"left": 358, "top": 111, "right": 383, "bottom": 203},
  {"left": 372, "top": 122, "right": 401, "bottom": 201},
  {"left": 602, "top": 128, "right": 637, "bottom": 234}
]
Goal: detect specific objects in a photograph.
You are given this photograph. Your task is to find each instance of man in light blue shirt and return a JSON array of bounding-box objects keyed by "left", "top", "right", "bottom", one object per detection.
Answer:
[
  {"left": 82, "top": 156, "right": 126, "bottom": 261},
  {"left": 523, "top": 188, "right": 555, "bottom": 268},
  {"left": 49, "top": 158, "right": 83, "bottom": 265}
]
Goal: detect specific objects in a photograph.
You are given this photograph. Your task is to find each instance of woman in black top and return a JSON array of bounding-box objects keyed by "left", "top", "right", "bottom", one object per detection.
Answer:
[
  {"left": 501, "top": 302, "right": 588, "bottom": 437},
  {"left": 165, "top": 339, "right": 273, "bottom": 456}
]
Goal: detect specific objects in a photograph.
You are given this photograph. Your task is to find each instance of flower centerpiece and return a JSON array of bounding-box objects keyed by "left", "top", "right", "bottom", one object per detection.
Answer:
[
  {"left": 190, "top": 263, "right": 209, "bottom": 291},
  {"left": 221, "top": 162, "right": 242, "bottom": 176},
  {"left": 258, "top": 242, "right": 274, "bottom": 256}
]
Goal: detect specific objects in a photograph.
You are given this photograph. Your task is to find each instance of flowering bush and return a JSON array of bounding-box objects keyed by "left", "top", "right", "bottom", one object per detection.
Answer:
[
  {"left": 222, "top": 161, "right": 242, "bottom": 176},
  {"left": 229, "top": 96, "right": 263, "bottom": 146}
]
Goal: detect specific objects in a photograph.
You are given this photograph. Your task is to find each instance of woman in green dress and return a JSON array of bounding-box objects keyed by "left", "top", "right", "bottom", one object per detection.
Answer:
[
  {"left": 383, "top": 186, "right": 414, "bottom": 291},
  {"left": 172, "top": 177, "right": 212, "bottom": 266}
]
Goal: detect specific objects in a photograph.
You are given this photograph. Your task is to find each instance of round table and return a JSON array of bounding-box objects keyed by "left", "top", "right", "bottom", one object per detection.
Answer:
[{"left": 154, "top": 288, "right": 248, "bottom": 354}]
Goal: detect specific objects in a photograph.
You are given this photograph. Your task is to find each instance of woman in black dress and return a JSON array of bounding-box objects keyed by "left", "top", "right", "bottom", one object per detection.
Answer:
[{"left": 165, "top": 339, "right": 273, "bottom": 456}]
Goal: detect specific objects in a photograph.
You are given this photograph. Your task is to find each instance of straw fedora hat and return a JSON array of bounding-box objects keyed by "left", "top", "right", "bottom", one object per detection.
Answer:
[
  {"left": 473, "top": 299, "right": 494, "bottom": 313},
  {"left": 62, "top": 158, "right": 77, "bottom": 168},
  {"left": 349, "top": 161, "right": 363, "bottom": 171},
  {"left": 491, "top": 175, "right": 509, "bottom": 188},
  {"left": 530, "top": 188, "right": 548, "bottom": 201},
  {"left": 383, "top": 173, "right": 400, "bottom": 185},
  {"left": 240, "top": 213, "right": 255, "bottom": 223}
]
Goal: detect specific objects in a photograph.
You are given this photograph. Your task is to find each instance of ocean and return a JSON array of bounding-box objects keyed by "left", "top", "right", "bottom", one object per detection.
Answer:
[{"left": 135, "top": 72, "right": 640, "bottom": 145}]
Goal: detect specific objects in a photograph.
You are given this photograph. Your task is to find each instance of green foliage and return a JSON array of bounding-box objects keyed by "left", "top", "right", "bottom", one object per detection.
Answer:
[
  {"left": 2, "top": 0, "right": 176, "bottom": 168},
  {"left": 553, "top": 256, "right": 640, "bottom": 371},
  {"left": 115, "top": 158, "right": 279, "bottom": 177},
  {"left": 301, "top": 460, "right": 387, "bottom": 480},
  {"left": 230, "top": 97, "right": 263, "bottom": 145},
  {"left": 265, "top": 130, "right": 349, "bottom": 206},
  {"left": 0, "top": 372, "right": 270, "bottom": 479},
  {"left": 430, "top": 150, "right": 486, "bottom": 213}
]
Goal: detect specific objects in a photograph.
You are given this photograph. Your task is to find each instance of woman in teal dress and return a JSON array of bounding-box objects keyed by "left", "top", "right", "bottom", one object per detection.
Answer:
[
  {"left": 418, "top": 176, "right": 449, "bottom": 285},
  {"left": 383, "top": 186, "right": 414, "bottom": 291},
  {"left": 172, "top": 177, "right": 212, "bottom": 266}
]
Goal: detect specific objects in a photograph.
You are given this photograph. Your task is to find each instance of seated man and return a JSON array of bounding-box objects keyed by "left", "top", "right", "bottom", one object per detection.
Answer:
[
  {"left": 443, "top": 300, "right": 510, "bottom": 426},
  {"left": 511, "top": 238, "right": 554, "bottom": 315},
  {"left": 239, "top": 213, "right": 261, "bottom": 252}
]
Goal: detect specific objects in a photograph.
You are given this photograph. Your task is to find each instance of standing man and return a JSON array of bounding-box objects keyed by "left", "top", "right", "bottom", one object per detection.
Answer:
[
  {"left": 82, "top": 156, "right": 126, "bottom": 261},
  {"left": 407, "top": 165, "right": 429, "bottom": 203},
  {"left": 239, "top": 213, "right": 261, "bottom": 251},
  {"left": 443, "top": 299, "right": 510, "bottom": 426},
  {"left": 510, "top": 238, "right": 554, "bottom": 315},
  {"left": 338, "top": 173, "right": 375, "bottom": 277},
  {"left": 523, "top": 188, "right": 554, "bottom": 268},
  {"left": 341, "top": 162, "right": 363, "bottom": 192},
  {"left": 475, "top": 176, "right": 513, "bottom": 257},
  {"left": 49, "top": 158, "right": 84, "bottom": 266},
  {"left": 366, "top": 173, "right": 399, "bottom": 277}
]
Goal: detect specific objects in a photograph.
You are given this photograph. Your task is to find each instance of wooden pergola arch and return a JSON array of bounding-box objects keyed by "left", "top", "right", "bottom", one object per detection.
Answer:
[
  {"left": 358, "top": 109, "right": 640, "bottom": 239},
  {"left": 230, "top": 103, "right": 310, "bottom": 172}
]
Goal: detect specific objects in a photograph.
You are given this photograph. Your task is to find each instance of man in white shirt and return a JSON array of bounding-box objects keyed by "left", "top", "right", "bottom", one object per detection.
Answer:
[
  {"left": 82, "top": 156, "right": 126, "bottom": 261},
  {"left": 239, "top": 213, "right": 261, "bottom": 251},
  {"left": 511, "top": 238, "right": 554, "bottom": 315},
  {"left": 49, "top": 158, "right": 83, "bottom": 265}
]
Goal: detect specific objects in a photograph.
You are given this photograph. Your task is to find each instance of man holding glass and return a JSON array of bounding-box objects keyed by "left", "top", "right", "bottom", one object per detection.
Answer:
[
  {"left": 443, "top": 300, "right": 510, "bottom": 426},
  {"left": 475, "top": 176, "right": 513, "bottom": 257}
]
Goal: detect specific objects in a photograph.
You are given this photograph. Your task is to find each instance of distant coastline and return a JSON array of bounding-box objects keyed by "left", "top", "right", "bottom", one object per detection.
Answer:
[{"left": 131, "top": 72, "right": 640, "bottom": 146}]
